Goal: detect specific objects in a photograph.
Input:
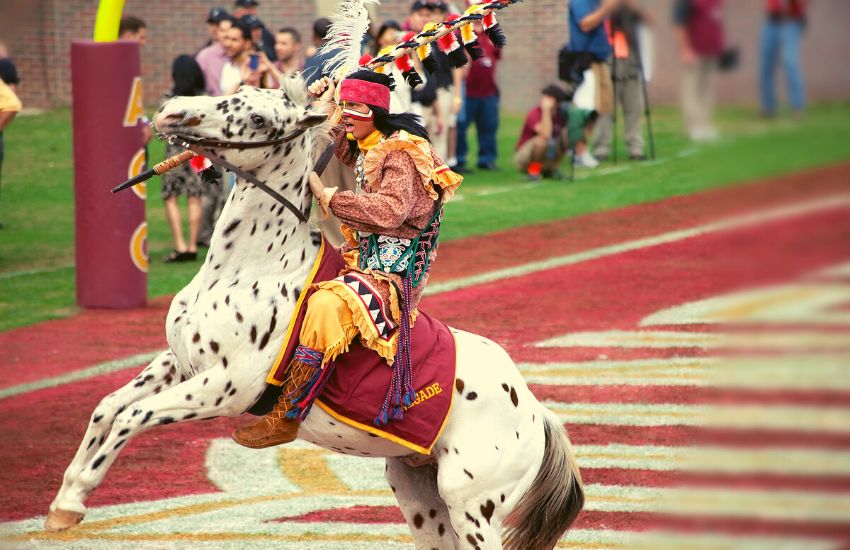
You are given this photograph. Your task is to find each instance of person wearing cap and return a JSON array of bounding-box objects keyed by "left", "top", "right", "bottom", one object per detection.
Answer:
[
  {"left": 196, "top": 16, "right": 234, "bottom": 97},
  {"left": 232, "top": 71, "right": 462, "bottom": 449},
  {"left": 240, "top": 14, "right": 277, "bottom": 62},
  {"left": 203, "top": 7, "right": 230, "bottom": 49},
  {"left": 233, "top": 0, "right": 277, "bottom": 61}
]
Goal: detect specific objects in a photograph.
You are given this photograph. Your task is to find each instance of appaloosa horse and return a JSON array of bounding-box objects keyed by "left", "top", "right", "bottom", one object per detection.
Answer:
[{"left": 46, "top": 78, "right": 584, "bottom": 549}]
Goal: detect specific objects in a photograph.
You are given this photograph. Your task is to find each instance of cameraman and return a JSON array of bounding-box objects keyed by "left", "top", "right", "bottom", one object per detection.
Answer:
[{"left": 568, "top": 0, "right": 620, "bottom": 163}]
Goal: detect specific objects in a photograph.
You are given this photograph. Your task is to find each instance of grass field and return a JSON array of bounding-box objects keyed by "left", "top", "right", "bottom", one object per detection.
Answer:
[{"left": 1, "top": 101, "right": 849, "bottom": 330}]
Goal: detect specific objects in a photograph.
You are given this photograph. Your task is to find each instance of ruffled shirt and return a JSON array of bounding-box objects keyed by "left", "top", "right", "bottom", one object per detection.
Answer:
[{"left": 322, "top": 127, "right": 462, "bottom": 319}]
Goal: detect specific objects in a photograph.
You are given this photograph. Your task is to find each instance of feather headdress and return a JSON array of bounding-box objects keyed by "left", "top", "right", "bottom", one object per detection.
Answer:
[{"left": 319, "top": 0, "right": 379, "bottom": 81}]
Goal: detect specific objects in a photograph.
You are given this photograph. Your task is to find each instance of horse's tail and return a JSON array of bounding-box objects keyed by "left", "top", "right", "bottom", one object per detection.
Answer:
[{"left": 503, "top": 407, "right": 584, "bottom": 550}]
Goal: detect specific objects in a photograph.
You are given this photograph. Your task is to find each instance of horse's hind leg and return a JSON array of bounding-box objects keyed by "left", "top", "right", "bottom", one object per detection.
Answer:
[
  {"left": 47, "top": 350, "right": 182, "bottom": 529},
  {"left": 386, "top": 458, "right": 459, "bottom": 549}
]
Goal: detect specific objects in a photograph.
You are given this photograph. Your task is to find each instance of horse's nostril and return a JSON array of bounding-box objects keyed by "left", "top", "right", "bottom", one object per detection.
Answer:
[{"left": 164, "top": 112, "right": 186, "bottom": 122}]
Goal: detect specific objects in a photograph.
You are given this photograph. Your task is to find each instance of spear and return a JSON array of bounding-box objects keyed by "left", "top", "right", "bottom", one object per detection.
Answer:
[{"left": 111, "top": 0, "right": 519, "bottom": 193}]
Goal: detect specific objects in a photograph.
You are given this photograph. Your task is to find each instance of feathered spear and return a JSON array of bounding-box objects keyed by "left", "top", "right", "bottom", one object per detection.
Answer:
[{"left": 320, "top": 0, "right": 379, "bottom": 81}]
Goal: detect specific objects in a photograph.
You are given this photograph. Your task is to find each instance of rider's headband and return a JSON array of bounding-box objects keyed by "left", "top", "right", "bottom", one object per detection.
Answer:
[{"left": 338, "top": 78, "right": 390, "bottom": 111}]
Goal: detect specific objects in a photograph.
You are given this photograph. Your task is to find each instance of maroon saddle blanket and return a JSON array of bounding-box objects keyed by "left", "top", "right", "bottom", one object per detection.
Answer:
[{"left": 248, "top": 239, "right": 456, "bottom": 455}]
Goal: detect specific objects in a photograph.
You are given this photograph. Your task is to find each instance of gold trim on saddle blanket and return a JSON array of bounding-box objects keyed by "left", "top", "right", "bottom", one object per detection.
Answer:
[
  {"left": 265, "top": 239, "right": 327, "bottom": 386},
  {"left": 314, "top": 329, "right": 458, "bottom": 456}
]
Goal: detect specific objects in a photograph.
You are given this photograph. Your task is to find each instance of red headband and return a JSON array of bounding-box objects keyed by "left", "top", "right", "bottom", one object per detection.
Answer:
[{"left": 339, "top": 78, "right": 391, "bottom": 111}]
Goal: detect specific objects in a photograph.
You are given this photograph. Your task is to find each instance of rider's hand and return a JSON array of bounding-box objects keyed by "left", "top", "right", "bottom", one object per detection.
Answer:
[{"left": 308, "top": 77, "right": 336, "bottom": 102}]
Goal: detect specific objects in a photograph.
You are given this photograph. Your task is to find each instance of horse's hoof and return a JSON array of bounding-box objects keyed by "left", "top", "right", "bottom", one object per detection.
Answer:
[{"left": 44, "top": 509, "right": 84, "bottom": 532}]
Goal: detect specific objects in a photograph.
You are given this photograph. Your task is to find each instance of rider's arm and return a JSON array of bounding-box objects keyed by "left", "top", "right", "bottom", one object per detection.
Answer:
[{"left": 324, "top": 150, "right": 419, "bottom": 233}]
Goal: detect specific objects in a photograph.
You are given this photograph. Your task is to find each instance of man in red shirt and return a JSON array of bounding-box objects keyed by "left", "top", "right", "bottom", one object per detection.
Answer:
[
  {"left": 514, "top": 85, "right": 570, "bottom": 180},
  {"left": 673, "top": 0, "right": 725, "bottom": 141},
  {"left": 456, "top": 26, "right": 501, "bottom": 171}
]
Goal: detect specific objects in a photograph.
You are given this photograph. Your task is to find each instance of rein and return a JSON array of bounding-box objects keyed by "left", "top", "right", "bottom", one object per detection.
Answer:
[{"left": 164, "top": 127, "right": 337, "bottom": 225}]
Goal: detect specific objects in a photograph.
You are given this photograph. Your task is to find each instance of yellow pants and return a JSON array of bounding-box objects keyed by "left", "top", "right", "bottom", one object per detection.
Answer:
[{"left": 300, "top": 283, "right": 399, "bottom": 366}]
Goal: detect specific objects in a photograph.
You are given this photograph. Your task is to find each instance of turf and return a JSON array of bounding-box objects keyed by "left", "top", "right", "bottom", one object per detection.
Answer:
[{"left": 1, "top": 101, "right": 849, "bottom": 330}]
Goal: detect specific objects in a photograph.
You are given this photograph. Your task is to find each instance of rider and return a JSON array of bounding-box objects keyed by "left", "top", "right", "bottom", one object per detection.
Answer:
[{"left": 232, "top": 69, "right": 462, "bottom": 449}]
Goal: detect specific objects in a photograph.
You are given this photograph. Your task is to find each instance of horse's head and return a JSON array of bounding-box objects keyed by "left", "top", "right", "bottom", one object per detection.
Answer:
[{"left": 154, "top": 77, "right": 327, "bottom": 173}]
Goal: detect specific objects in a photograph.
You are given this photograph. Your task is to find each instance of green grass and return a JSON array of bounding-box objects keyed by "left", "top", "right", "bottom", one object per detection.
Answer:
[{"left": 1, "top": 102, "right": 849, "bottom": 330}]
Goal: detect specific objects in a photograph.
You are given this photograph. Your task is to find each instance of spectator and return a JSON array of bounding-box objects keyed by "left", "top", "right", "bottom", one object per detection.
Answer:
[
  {"left": 595, "top": 0, "right": 651, "bottom": 160},
  {"left": 118, "top": 15, "right": 147, "bottom": 45},
  {"left": 674, "top": 0, "right": 725, "bottom": 141},
  {"left": 407, "top": 1, "right": 447, "bottom": 160},
  {"left": 457, "top": 26, "right": 501, "bottom": 171},
  {"left": 240, "top": 14, "right": 276, "bottom": 62},
  {"left": 202, "top": 7, "right": 230, "bottom": 50},
  {"left": 119, "top": 17, "right": 153, "bottom": 152},
  {"left": 265, "top": 27, "right": 303, "bottom": 87},
  {"left": 430, "top": 1, "right": 463, "bottom": 167},
  {"left": 373, "top": 20, "right": 428, "bottom": 114},
  {"left": 302, "top": 18, "right": 334, "bottom": 86},
  {"left": 196, "top": 16, "right": 234, "bottom": 96},
  {"left": 568, "top": 0, "right": 618, "bottom": 164},
  {"left": 0, "top": 58, "right": 20, "bottom": 94},
  {"left": 161, "top": 55, "right": 208, "bottom": 263},
  {"left": 274, "top": 28, "right": 303, "bottom": 76},
  {"left": 515, "top": 85, "right": 570, "bottom": 180},
  {"left": 568, "top": 104, "right": 601, "bottom": 167},
  {"left": 0, "top": 75, "right": 22, "bottom": 229},
  {"left": 232, "top": 0, "right": 276, "bottom": 61},
  {"left": 760, "top": 0, "right": 807, "bottom": 118},
  {"left": 220, "top": 20, "right": 264, "bottom": 95}
]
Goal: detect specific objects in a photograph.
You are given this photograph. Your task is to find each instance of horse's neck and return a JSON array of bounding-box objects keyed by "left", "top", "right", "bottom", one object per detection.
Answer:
[{"left": 204, "top": 159, "right": 319, "bottom": 278}]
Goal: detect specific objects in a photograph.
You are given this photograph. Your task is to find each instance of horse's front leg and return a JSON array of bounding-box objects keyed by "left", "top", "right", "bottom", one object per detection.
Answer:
[
  {"left": 45, "top": 362, "right": 256, "bottom": 531},
  {"left": 47, "top": 350, "right": 182, "bottom": 529}
]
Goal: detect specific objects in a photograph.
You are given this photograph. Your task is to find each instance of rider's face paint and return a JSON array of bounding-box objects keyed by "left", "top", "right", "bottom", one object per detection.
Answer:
[{"left": 341, "top": 101, "right": 378, "bottom": 141}]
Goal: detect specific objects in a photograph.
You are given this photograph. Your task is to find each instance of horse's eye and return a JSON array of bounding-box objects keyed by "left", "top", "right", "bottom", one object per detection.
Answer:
[{"left": 250, "top": 113, "right": 265, "bottom": 127}]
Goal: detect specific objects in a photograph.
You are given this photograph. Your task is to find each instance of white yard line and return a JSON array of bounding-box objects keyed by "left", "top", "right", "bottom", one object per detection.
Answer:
[{"left": 425, "top": 193, "right": 850, "bottom": 295}]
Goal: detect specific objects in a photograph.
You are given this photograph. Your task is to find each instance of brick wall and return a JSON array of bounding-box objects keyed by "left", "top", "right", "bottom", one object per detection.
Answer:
[{"left": 4, "top": 0, "right": 850, "bottom": 113}]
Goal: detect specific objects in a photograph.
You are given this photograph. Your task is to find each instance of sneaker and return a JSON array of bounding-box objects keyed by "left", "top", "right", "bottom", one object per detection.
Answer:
[
  {"left": 628, "top": 153, "right": 648, "bottom": 161},
  {"left": 575, "top": 150, "right": 599, "bottom": 169}
]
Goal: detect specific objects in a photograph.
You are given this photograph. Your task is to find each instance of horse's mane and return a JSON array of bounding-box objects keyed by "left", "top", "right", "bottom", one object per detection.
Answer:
[{"left": 277, "top": 73, "right": 335, "bottom": 154}]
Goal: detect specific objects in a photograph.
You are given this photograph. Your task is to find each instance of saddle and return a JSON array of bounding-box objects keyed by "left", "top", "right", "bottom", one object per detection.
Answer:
[{"left": 248, "top": 240, "right": 456, "bottom": 455}]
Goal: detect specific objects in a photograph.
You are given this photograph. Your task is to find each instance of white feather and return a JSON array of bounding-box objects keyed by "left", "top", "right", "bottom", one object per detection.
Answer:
[{"left": 319, "top": 0, "right": 379, "bottom": 80}]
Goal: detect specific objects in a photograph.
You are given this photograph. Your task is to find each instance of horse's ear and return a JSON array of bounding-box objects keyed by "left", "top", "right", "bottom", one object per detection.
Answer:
[{"left": 296, "top": 110, "right": 328, "bottom": 129}]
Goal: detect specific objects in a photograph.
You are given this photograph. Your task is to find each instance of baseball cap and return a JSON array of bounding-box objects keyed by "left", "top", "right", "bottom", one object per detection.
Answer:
[
  {"left": 207, "top": 7, "right": 229, "bottom": 23},
  {"left": 410, "top": 0, "right": 433, "bottom": 13},
  {"left": 240, "top": 14, "right": 264, "bottom": 29},
  {"left": 235, "top": 0, "right": 259, "bottom": 7}
]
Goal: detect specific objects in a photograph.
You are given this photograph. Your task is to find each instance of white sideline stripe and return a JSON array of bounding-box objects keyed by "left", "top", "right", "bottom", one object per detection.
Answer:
[
  {"left": 0, "top": 350, "right": 163, "bottom": 401},
  {"left": 4, "top": 195, "right": 849, "bottom": 400},
  {"left": 547, "top": 400, "right": 850, "bottom": 433},
  {"left": 425, "top": 193, "right": 850, "bottom": 296},
  {"left": 534, "top": 330, "right": 850, "bottom": 350},
  {"left": 585, "top": 483, "right": 850, "bottom": 522},
  {"left": 574, "top": 444, "right": 850, "bottom": 476},
  {"left": 0, "top": 264, "right": 74, "bottom": 280},
  {"left": 518, "top": 355, "right": 850, "bottom": 389}
]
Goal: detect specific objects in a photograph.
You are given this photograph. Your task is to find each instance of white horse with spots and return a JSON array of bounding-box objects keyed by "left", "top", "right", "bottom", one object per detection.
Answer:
[{"left": 46, "top": 79, "right": 584, "bottom": 549}]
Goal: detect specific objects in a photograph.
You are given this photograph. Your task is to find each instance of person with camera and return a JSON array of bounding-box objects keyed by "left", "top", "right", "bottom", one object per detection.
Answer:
[
  {"left": 568, "top": 0, "right": 620, "bottom": 166},
  {"left": 220, "top": 20, "right": 267, "bottom": 95}
]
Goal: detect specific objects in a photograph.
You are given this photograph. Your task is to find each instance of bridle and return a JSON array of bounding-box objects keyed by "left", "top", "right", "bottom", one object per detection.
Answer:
[{"left": 163, "top": 125, "right": 334, "bottom": 224}]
